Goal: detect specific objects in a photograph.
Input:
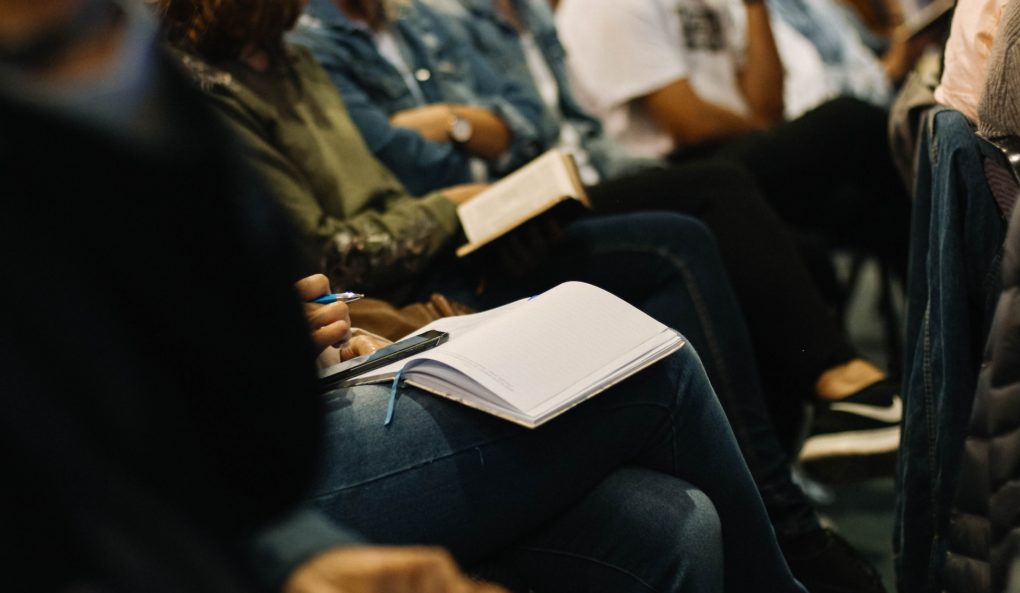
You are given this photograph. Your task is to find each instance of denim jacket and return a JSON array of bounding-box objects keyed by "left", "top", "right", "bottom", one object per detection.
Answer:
[
  {"left": 423, "top": 0, "right": 659, "bottom": 180},
  {"left": 766, "top": 0, "right": 891, "bottom": 108},
  {"left": 290, "top": 0, "right": 552, "bottom": 195}
]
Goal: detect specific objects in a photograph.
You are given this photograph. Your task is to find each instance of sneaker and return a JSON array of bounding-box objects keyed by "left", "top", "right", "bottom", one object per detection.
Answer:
[
  {"left": 781, "top": 527, "right": 888, "bottom": 593},
  {"left": 800, "top": 380, "right": 901, "bottom": 481}
]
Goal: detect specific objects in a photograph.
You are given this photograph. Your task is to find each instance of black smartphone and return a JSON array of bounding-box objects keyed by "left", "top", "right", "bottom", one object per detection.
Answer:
[{"left": 319, "top": 329, "right": 449, "bottom": 388}]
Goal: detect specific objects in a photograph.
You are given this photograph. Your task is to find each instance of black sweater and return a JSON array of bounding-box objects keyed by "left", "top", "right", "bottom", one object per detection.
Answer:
[{"left": 0, "top": 54, "right": 327, "bottom": 593}]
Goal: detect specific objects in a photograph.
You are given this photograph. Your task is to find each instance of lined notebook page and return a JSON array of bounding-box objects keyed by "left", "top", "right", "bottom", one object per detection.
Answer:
[{"left": 417, "top": 282, "right": 669, "bottom": 413}]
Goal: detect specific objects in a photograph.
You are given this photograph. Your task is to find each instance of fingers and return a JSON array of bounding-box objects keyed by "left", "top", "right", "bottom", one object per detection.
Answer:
[
  {"left": 339, "top": 334, "right": 388, "bottom": 361},
  {"left": 286, "top": 546, "right": 510, "bottom": 593},
  {"left": 294, "top": 275, "right": 353, "bottom": 353},
  {"left": 294, "top": 274, "right": 332, "bottom": 301},
  {"left": 307, "top": 302, "right": 352, "bottom": 352}
]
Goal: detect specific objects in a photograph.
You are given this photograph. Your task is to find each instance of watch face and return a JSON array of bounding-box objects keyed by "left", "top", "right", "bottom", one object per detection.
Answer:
[{"left": 450, "top": 116, "right": 473, "bottom": 143}]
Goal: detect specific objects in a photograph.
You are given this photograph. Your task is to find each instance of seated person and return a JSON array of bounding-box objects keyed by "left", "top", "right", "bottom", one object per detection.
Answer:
[
  {"left": 297, "top": 274, "right": 805, "bottom": 593},
  {"left": 763, "top": 0, "right": 934, "bottom": 117},
  {"left": 410, "top": 0, "right": 899, "bottom": 441},
  {"left": 934, "top": 0, "right": 1012, "bottom": 124},
  {"left": 290, "top": 0, "right": 893, "bottom": 586},
  {"left": 554, "top": 0, "right": 911, "bottom": 279},
  {"left": 290, "top": 0, "right": 902, "bottom": 464},
  {"left": 158, "top": 1, "right": 885, "bottom": 592},
  {"left": 0, "top": 1, "right": 493, "bottom": 592},
  {"left": 976, "top": 0, "right": 1020, "bottom": 145},
  {"left": 6, "top": 1, "right": 802, "bottom": 592}
]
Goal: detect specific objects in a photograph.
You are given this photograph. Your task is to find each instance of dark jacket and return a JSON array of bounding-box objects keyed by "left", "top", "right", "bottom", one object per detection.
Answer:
[
  {"left": 945, "top": 197, "right": 1020, "bottom": 593},
  {"left": 175, "top": 45, "right": 460, "bottom": 297},
  {"left": 0, "top": 52, "right": 356, "bottom": 593}
]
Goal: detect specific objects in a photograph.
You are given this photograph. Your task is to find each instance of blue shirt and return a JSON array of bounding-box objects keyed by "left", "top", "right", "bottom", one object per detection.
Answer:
[
  {"left": 767, "top": 0, "right": 892, "bottom": 107},
  {"left": 291, "top": 0, "right": 552, "bottom": 195}
]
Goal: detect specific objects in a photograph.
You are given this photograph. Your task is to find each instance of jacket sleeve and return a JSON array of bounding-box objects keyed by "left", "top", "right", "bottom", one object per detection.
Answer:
[
  {"left": 208, "top": 94, "right": 461, "bottom": 292},
  {"left": 246, "top": 508, "right": 367, "bottom": 592},
  {"left": 425, "top": 9, "right": 554, "bottom": 174},
  {"left": 312, "top": 48, "right": 480, "bottom": 195},
  {"left": 294, "top": 11, "right": 554, "bottom": 195}
]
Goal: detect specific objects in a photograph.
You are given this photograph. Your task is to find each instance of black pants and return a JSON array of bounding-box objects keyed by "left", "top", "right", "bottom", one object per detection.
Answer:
[
  {"left": 676, "top": 97, "right": 912, "bottom": 278},
  {"left": 588, "top": 160, "right": 858, "bottom": 447}
]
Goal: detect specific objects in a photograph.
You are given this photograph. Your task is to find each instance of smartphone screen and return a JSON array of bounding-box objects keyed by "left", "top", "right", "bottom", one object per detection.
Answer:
[{"left": 319, "top": 330, "right": 449, "bottom": 388}]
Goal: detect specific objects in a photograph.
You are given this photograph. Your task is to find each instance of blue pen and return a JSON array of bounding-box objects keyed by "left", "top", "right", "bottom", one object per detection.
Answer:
[{"left": 310, "top": 292, "right": 365, "bottom": 305}]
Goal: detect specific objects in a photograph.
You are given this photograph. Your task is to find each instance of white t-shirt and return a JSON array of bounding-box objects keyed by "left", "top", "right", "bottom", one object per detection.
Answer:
[
  {"left": 557, "top": 0, "right": 749, "bottom": 158},
  {"left": 754, "top": 12, "right": 836, "bottom": 119}
]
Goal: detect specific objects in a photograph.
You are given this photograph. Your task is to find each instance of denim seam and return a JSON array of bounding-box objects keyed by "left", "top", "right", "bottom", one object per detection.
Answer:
[
  {"left": 583, "top": 242, "right": 759, "bottom": 466},
  {"left": 513, "top": 546, "right": 664, "bottom": 593},
  {"left": 921, "top": 298, "right": 942, "bottom": 589},
  {"left": 309, "top": 401, "right": 674, "bottom": 500}
]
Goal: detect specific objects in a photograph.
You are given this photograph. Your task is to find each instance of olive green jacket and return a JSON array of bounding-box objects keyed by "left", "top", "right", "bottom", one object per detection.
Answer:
[{"left": 176, "top": 45, "right": 461, "bottom": 295}]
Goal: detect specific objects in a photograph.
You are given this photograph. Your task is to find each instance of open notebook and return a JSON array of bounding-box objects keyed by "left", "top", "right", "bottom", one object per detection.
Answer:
[{"left": 327, "top": 282, "right": 684, "bottom": 428}]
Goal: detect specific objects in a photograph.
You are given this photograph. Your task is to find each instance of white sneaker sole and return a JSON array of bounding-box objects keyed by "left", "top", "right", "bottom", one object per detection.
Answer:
[{"left": 799, "top": 426, "right": 901, "bottom": 461}]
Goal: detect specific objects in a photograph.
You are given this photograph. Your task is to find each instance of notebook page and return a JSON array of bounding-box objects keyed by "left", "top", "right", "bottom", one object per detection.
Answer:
[
  {"left": 526, "top": 331, "right": 683, "bottom": 419},
  {"left": 411, "top": 282, "right": 670, "bottom": 412},
  {"left": 457, "top": 150, "right": 576, "bottom": 244},
  {"left": 326, "top": 297, "right": 531, "bottom": 383}
]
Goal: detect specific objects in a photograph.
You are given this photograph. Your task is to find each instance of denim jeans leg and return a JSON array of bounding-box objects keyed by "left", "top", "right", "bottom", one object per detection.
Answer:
[
  {"left": 487, "top": 212, "right": 822, "bottom": 541},
  {"left": 896, "top": 108, "right": 1007, "bottom": 593},
  {"left": 307, "top": 345, "right": 804, "bottom": 593},
  {"left": 486, "top": 468, "right": 724, "bottom": 593}
]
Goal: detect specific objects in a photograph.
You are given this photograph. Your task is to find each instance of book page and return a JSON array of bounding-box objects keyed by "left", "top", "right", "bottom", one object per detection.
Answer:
[
  {"left": 412, "top": 282, "right": 673, "bottom": 414},
  {"left": 457, "top": 150, "right": 580, "bottom": 245}
]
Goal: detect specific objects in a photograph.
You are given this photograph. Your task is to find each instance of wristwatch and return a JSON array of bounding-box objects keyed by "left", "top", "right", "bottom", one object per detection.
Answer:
[{"left": 448, "top": 111, "right": 473, "bottom": 145}]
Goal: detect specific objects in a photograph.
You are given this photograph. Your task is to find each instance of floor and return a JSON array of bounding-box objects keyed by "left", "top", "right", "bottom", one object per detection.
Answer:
[{"left": 806, "top": 256, "right": 903, "bottom": 590}]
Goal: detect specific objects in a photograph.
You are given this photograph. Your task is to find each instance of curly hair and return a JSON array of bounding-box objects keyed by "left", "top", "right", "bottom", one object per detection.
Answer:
[{"left": 156, "top": 0, "right": 306, "bottom": 61}]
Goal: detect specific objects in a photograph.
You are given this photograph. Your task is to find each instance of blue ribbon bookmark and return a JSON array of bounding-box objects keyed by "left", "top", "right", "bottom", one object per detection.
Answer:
[{"left": 384, "top": 366, "right": 407, "bottom": 426}]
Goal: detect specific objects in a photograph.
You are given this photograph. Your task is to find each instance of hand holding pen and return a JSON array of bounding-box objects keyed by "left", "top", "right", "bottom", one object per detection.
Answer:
[
  {"left": 294, "top": 275, "right": 357, "bottom": 354},
  {"left": 309, "top": 291, "right": 364, "bottom": 305}
]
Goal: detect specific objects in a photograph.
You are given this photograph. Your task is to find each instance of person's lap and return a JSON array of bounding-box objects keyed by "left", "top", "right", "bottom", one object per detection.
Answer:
[
  {"left": 307, "top": 347, "right": 693, "bottom": 563},
  {"left": 478, "top": 467, "right": 723, "bottom": 593},
  {"left": 674, "top": 97, "right": 911, "bottom": 272},
  {"left": 306, "top": 344, "right": 805, "bottom": 593},
  {"left": 414, "top": 211, "right": 821, "bottom": 539}
]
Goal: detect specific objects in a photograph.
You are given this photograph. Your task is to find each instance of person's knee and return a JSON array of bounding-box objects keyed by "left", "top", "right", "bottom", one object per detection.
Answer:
[
  {"left": 599, "top": 469, "right": 723, "bottom": 593},
  {"left": 661, "top": 343, "right": 713, "bottom": 404},
  {"left": 624, "top": 212, "right": 721, "bottom": 264}
]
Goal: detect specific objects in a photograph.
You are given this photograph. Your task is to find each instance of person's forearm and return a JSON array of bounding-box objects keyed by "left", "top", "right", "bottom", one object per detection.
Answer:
[
  {"left": 389, "top": 104, "right": 511, "bottom": 161},
  {"left": 667, "top": 103, "right": 763, "bottom": 144},
  {"left": 451, "top": 105, "right": 511, "bottom": 160},
  {"left": 642, "top": 79, "right": 767, "bottom": 146},
  {"left": 738, "top": 2, "right": 784, "bottom": 125}
]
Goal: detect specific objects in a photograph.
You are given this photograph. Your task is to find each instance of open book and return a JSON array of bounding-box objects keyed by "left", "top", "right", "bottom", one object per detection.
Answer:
[
  {"left": 325, "top": 282, "right": 685, "bottom": 428},
  {"left": 456, "top": 149, "right": 591, "bottom": 257}
]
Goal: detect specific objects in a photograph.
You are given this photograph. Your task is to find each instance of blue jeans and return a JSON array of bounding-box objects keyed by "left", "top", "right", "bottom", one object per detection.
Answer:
[
  {"left": 896, "top": 108, "right": 1007, "bottom": 593},
  {"left": 309, "top": 345, "right": 806, "bottom": 593},
  {"left": 418, "top": 212, "right": 821, "bottom": 542},
  {"left": 472, "top": 212, "right": 822, "bottom": 542}
]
